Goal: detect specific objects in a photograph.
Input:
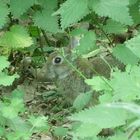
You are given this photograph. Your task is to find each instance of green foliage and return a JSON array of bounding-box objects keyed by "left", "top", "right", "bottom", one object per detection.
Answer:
[
  {"left": 10, "top": 0, "right": 35, "bottom": 18},
  {"left": 0, "top": 56, "right": 19, "bottom": 86},
  {"left": 73, "top": 91, "right": 92, "bottom": 111},
  {"left": 0, "top": 1, "right": 9, "bottom": 28},
  {"left": 72, "top": 30, "right": 97, "bottom": 56},
  {"left": 113, "top": 44, "right": 139, "bottom": 65},
  {"left": 54, "top": 126, "right": 68, "bottom": 137},
  {"left": 103, "top": 19, "right": 127, "bottom": 34},
  {"left": 1, "top": 0, "right": 140, "bottom": 139},
  {"left": 0, "top": 89, "right": 49, "bottom": 140},
  {"left": 54, "top": 0, "right": 89, "bottom": 29},
  {"left": 33, "top": 8, "right": 59, "bottom": 33},
  {"left": 125, "top": 34, "right": 140, "bottom": 58},
  {"left": 90, "top": 0, "right": 133, "bottom": 26},
  {"left": 0, "top": 56, "right": 10, "bottom": 71},
  {"left": 0, "top": 25, "right": 33, "bottom": 49}
]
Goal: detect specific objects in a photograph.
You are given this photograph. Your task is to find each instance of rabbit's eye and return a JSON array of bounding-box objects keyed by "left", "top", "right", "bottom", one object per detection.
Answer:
[{"left": 53, "top": 56, "right": 63, "bottom": 64}]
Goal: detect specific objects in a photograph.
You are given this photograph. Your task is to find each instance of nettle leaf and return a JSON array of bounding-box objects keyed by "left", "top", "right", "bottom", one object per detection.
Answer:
[
  {"left": 9, "top": 117, "right": 31, "bottom": 134},
  {"left": 0, "top": 25, "right": 33, "bottom": 49},
  {"left": 54, "top": 0, "right": 89, "bottom": 29},
  {"left": 85, "top": 76, "right": 111, "bottom": 92},
  {"left": 69, "top": 105, "right": 128, "bottom": 128},
  {"left": 0, "top": 72, "right": 19, "bottom": 86},
  {"left": 1, "top": 98, "right": 24, "bottom": 119},
  {"left": 38, "top": 0, "right": 58, "bottom": 10},
  {"left": 129, "top": 1, "right": 140, "bottom": 24},
  {"left": 54, "top": 127, "right": 68, "bottom": 137},
  {"left": 74, "top": 123, "right": 100, "bottom": 138},
  {"left": 108, "top": 134, "right": 128, "bottom": 140},
  {"left": 90, "top": 0, "right": 133, "bottom": 25},
  {"left": 129, "top": 0, "right": 138, "bottom": 5},
  {"left": 28, "top": 115, "right": 49, "bottom": 131},
  {"left": 0, "top": 1, "right": 9, "bottom": 28},
  {"left": 73, "top": 91, "right": 92, "bottom": 111},
  {"left": 33, "top": 8, "right": 59, "bottom": 33},
  {"left": 10, "top": 0, "right": 35, "bottom": 17},
  {"left": 73, "top": 31, "right": 96, "bottom": 56},
  {"left": 125, "top": 34, "right": 140, "bottom": 58},
  {"left": 0, "top": 56, "right": 10, "bottom": 72},
  {"left": 113, "top": 44, "right": 139, "bottom": 65},
  {"left": 110, "top": 66, "right": 140, "bottom": 101},
  {"left": 103, "top": 19, "right": 127, "bottom": 34}
]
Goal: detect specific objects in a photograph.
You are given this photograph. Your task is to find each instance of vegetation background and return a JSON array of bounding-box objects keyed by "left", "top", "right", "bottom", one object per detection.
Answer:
[{"left": 0, "top": 0, "right": 140, "bottom": 140}]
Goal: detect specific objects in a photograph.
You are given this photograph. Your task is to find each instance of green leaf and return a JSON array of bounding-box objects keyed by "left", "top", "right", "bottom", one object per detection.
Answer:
[
  {"left": 74, "top": 123, "right": 100, "bottom": 138},
  {"left": 125, "top": 34, "right": 140, "bottom": 58},
  {"left": 10, "top": 0, "right": 35, "bottom": 17},
  {"left": 85, "top": 76, "right": 111, "bottom": 91},
  {"left": 113, "top": 44, "right": 139, "bottom": 65},
  {"left": 69, "top": 105, "right": 128, "bottom": 128},
  {"left": 38, "top": 0, "right": 58, "bottom": 10},
  {"left": 0, "top": 1, "right": 9, "bottom": 28},
  {"left": 33, "top": 8, "right": 59, "bottom": 33},
  {"left": 0, "top": 72, "right": 19, "bottom": 86},
  {"left": 0, "top": 25, "right": 33, "bottom": 49},
  {"left": 108, "top": 134, "right": 128, "bottom": 140},
  {"left": 0, "top": 56, "right": 10, "bottom": 72},
  {"left": 54, "top": 0, "right": 89, "bottom": 29},
  {"left": 1, "top": 98, "right": 24, "bottom": 119},
  {"left": 28, "top": 115, "right": 49, "bottom": 132},
  {"left": 103, "top": 19, "right": 127, "bottom": 34},
  {"left": 9, "top": 117, "right": 31, "bottom": 132},
  {"left": 110, "top": 66, "right": 140, "bottom": 101},
  {"left": 73, "top": 92, "right": 92, "bottom": 111},
  {"left": 54, "top": 127, "right": 68, "bottom": 137},
  {"left": 129, "top": 1, "right": 140, "bottom": 25},
  {"left": 90, "top": 0, "right": 133, "bottom": 25},
  {"left": 73, "top": 31, "right": 96, "bottom": 56},
  {"left": 0, "top": 126, "right": 5, "bottom": 136}
]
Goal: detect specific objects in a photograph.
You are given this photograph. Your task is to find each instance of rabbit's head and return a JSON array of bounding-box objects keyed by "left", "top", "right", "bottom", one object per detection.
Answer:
[{"left": 34, "top": 48, "right": 76, "bottom": 81}]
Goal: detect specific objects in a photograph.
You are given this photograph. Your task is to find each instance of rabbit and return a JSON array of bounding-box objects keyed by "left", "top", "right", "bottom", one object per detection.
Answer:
[{"left": 33, "top": 45, "right": 124, "bottom": 106}]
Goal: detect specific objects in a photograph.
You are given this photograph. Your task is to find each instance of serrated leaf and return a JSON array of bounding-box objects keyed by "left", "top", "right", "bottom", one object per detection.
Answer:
[
  {"left": 69, "top": 105, "right": 128, "bottom": 128},
  {"left": 54, "top": 127, "right": 68, "bottom": 137},
  {"left": 0, "top": 25, "right": 33, "bottom": 49},
  {"left": 0, "top": 1, "right": 9, "bottom": 28},
  {"left": 0, "top": 72, "right": 19, "bottom": 86},
  {"left": 1, "top": 98, "right": 24, "bottom": 119},
  {"left": 38, "top": 0, "right": 57, "bottom": 10},
  {"left": 108, "top": 134, "right": 128, "bottom": 140},
  {"left": 113, "top": 44, "right": 139, "bottom": 65},
  {"left": 9, "top": 117, "right": 31, "bottom": 132},
  {"left": 85, "top": 76, "right": 111, "bottom": 91},
  {"left": 75, "top": 123, "right": 100, "bottom": 138},
  {"left": 125, "top": 35, "right": 140, "bottom": 58},
  {"left": 129, "top": 1, "right": 140, "bottom": 24},
  {"left": 103, "top": 19, "right": 127, "bottom": 34},
  {"left": 33, "top": 9, "right": 59, "bottom": 33},
  {"left": 0, "top": 56, "right": 10, "bottom": 71},
  {"left": 73, "top": 31, "right": 96, "bottom": 56},
  {"left": 73, "top": 92, "right": 92, "bottom": 111},
  {"left": 90, "top": 0, "right": 133, "bottom": 25},
  {"left": 10, "top": 0, "right": 35, "bottom": 17},
  {"left": 110, "top": 66, "right": 140, "bottom": 101},
  {"left": 28, "top": 115, "right": 48, "bottom": 128},
  {"left": 54, "top": 0, "right": 89, "bottom": 29}
]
